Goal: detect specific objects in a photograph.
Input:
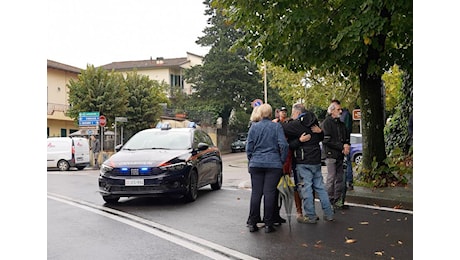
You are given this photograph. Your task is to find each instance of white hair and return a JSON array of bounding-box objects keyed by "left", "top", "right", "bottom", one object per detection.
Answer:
[{"left": 327, "top": 103, "right": 337, "bottom": 114}]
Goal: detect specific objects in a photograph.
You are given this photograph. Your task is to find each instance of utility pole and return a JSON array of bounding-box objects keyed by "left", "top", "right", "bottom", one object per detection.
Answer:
[{"left": 263, "top": 61, "right": 267, "bottom": 103}]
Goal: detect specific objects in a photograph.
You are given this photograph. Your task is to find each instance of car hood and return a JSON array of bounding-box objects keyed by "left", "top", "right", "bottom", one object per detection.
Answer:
[{"left": 104, "top": 149, "right": 190, "bottom": 167}]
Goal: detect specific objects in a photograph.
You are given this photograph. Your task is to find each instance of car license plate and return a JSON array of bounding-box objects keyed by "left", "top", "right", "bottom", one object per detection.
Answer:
[
  {"left": 125, "top": 179, "right": 144, "bottom": 186},
  {"left": 76, "top": 157, "right": 83, "bottom": 162}
]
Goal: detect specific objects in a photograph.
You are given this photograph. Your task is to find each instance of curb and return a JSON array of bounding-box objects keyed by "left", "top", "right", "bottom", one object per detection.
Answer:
[{"left": 345, "top": 186, "right": 413, "bottom": 211}]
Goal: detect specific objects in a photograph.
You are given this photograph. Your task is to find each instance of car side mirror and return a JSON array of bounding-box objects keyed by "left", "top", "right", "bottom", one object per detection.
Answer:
[
  {"left": 197, "top": 142, "right": 209, "bottom": 151},
  {"left": 115, "top": 144, "right": 123, "bottom": 152}
]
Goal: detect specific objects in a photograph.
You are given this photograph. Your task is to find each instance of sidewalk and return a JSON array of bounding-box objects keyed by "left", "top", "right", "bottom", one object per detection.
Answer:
[
  {"left": 235, "top": 162, "right": 413, "bottom": 211},
  {"left": 345, "top": 184, "right": 413, "bottom": 211}
]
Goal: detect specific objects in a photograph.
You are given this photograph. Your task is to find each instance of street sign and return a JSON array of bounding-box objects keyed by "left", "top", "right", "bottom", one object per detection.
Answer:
[
  {"left": 251, "top": 99, "right": 263, "bottom": 108},
  {"left": 352, "top": 109, "right": 361, "bottom": 120},
  {"left": 79, "top": 112, "right": 100, "bottom": 126},
  {"left": 115, "top": 117, "right": 128, "bottom": 122},
  {"left": 99, "top": 115, "right": 107, "bottom": 127}
]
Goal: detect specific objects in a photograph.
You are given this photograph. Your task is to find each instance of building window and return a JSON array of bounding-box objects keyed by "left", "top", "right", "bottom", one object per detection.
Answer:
[
  {"left": 170, "top": 74, "right": 184, "bottom": 89},
  {"left": 61, "top": 128, "right": 67, "bottom": 137}
]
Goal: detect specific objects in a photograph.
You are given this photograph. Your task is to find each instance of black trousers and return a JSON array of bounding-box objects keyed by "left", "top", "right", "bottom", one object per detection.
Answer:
[{"left": 247, "top": 167, "right": 282, "bottom": 226}]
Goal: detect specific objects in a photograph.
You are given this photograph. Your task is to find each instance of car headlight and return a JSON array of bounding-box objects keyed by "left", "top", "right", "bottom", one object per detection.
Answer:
[
  {"left": 100, "top": 164, "right": 113, "bottom": 175},
  {"left": 159, "top": 162, "right": 187, "bottom": 171}
]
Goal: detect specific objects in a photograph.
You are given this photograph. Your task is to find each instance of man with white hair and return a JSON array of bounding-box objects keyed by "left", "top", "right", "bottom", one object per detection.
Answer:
[
  {"left": 282, "top": 103, "right": 334, "bottom": 223},
  {"left": 321, "top": 100, "right": 350, "bottom": 210}
]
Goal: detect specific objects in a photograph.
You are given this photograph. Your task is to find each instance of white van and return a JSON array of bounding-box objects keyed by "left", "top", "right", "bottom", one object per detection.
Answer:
[{"left": 47, "top": 137, "right": 90, "bottom": 171}]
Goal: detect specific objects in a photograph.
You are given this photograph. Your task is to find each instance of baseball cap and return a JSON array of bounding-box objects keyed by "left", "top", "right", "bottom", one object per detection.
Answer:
[{"left": 280, "top": 107, "right": 287, "bottom": 111}]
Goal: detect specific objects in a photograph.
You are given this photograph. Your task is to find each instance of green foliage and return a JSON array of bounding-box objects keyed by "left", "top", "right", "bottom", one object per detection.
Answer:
[
  {"left": 213, "top": 0, "right": 412, "bottom": 76},
  {"left": 184, "top": 2, "right": 264, "bottom": 132},
  {"left": 67, "top": 65, "right": 128, "bottom": 127},
  {"left": 123, "top": 71, "right": 169, "bottom": 138},
  {"left": 266, "top": 62, "right": 360, "bottom": 119},
  {"left": 169, "top": 85, "right": 189, "bottom": 114},
  {"left": 229, "top": 109, "right": 251, "bottom": 133},
  {"left": 211, "top": 0, "right": 413, "bottom": 185},
  {"left": 384, "top": 71, "right": 413, "bottom": 154},
  {"left": 66, "top": 65, "right": 169, "bottom": 141},
  {"left": 213, "top": 0, "right": 412, "bottom": 186},
  {"left": 382, "top": 65, "right": 403, "bottom": 114},
  {"left": 356, "top": 147, "right": 412, "bottom": 188},
  {"left": 183, "top": 102, "right": 221, "bottom": 126}
]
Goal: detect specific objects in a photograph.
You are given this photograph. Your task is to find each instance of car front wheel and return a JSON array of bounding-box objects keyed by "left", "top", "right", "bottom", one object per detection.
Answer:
[
  {"left": 210, "top": 167, "right": 223, "bottom": 190},
  {"left": 183, "top": 171, "right": 198, "bottom": 202}
]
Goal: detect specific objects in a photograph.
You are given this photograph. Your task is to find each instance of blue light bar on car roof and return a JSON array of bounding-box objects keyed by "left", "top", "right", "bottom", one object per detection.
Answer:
[{"left": 155, "top": 122, "right": 171, "bottom": 130}]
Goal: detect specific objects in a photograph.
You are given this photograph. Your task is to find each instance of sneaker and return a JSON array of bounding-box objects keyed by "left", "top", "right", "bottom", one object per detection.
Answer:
[
  {"left": 297, "top": 216, "right": 317, "bottom": 224},
  {"left": 348, "top": 183, "right": 354, "bottom": 190},
  {"left": 323, "top": 215, "right": 335, "bottom": 221}
]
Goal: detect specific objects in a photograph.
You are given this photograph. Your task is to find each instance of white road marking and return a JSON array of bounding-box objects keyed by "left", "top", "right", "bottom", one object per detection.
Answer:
[{"left": 48, "top": 192, "right": 259, "bottom": 260}]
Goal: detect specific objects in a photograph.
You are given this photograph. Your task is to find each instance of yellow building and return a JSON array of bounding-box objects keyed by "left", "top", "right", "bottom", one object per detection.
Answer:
[
  {"left": 47, "top": 53, "right": 203, "bottom": 137},
  {"left": 47, "top": 60, "right": 82, "bottom": 137}
]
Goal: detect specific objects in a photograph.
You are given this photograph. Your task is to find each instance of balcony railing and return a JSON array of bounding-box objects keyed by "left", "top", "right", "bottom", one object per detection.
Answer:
[{"left": 47, "top": 103, "right": 70, "bottom": 115}]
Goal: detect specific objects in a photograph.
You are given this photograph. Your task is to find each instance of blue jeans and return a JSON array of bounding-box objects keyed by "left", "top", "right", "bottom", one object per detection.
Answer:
[
  {"left": 248, "top": 167, "right": 282, "bottom": 226},
  {"left": 296, "top": 164, "right": 333, "bottom": 218},
  {"left": 345, "top": 153, "right": 353, "bottom": 184}
]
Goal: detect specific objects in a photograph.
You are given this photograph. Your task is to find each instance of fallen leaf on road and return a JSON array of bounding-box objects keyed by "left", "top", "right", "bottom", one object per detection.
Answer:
[
  {"left": 359, "top": 221, "right": 369, "bottom": 225},
  {"left": 301, "top": 243, "right": 308, "bottom": 247},
  {"left": 374, "top": 251, "right": 384, "bottom": 256},
  {"left": 345, "top": 237, "right": 357, "bottom": 244},
  {"left": 393, "top": 203, "right": 403, "bottom": 209},
  {"left": 397, "top": 240, "right": 403, "bottom": 245},
  {"left": 347, "top": 227, "right": 354, "bottom": 231}
]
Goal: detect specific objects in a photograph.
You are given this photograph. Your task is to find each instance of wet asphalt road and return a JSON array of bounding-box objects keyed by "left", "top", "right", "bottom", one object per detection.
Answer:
[{"left": 47, "top": 152, "right": 413, "bottom": 259}]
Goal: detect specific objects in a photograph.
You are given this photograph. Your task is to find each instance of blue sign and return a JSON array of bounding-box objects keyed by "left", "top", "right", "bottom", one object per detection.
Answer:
[
  {"left": 79, "top": 112, "right": 100, "bottom": 126},
  {"left": 251, "top": 99, "right": 263, "bottom": 108}
]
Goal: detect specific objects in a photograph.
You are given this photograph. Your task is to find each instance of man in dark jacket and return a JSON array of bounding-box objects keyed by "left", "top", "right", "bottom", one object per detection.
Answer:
[
  {"left": 321, "top": 101, "right": 351, "bottom": 210},
  {"left": 282, "top": 103, "right": 334, "bottom": 224}
]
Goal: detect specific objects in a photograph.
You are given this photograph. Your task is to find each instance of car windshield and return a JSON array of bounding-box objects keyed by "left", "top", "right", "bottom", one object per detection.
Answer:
[
  {"left": 122, "top": 130, "right": 192, "bottom": 150},
  {"left": 237, "top": 133, "right": 247, "bottom": 140}
]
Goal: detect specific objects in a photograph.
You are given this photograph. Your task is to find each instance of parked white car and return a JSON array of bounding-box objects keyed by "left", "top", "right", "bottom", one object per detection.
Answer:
[{"left": 47, "top": 137, "right": 90, "bottom": 171}]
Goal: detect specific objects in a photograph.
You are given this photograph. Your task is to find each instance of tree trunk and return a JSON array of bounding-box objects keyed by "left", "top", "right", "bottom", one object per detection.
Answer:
[{"left": 359, "top": 72, "right": 387, "bottom": 172}]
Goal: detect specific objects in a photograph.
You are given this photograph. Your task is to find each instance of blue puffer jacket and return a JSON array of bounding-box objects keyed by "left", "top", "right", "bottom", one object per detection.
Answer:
[{"left": 246, "top": 118, "right": 289, "bottom": 169}]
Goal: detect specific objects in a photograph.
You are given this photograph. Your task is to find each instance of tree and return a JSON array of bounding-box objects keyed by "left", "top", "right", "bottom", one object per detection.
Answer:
[
  {"left": 267, "top": 62, "right": 360, "bottom": 115},
  {"left": 382, "top": 64, "right": 404, "bottom": 115},
  {"left": 123, "top": 71, "right": 169, "bottom": 139},
  {"left": 184, "top": 0, "right": 264, "bottom": 134},
  {"left": 67, "top": 65, "right": 128, "bottom": 129},
  {"left": 213, "top": 0, "right": 412, "bottom": 182}
]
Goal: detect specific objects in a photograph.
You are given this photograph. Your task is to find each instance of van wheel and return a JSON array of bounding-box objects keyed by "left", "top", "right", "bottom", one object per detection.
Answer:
[
  {"left": 57, "top": 160, "right": 70, "bottom": 171},
  {"left": 76, "top": 166, "right": 85, "bottom": 170},
  {"left": 102, "top": 196, "right": 119, "bottom": 204}
]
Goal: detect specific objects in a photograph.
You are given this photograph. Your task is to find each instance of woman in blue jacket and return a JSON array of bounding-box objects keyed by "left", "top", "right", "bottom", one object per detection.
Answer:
[{"left": 245, "top": 103, "right": 289, "bottom": 233}]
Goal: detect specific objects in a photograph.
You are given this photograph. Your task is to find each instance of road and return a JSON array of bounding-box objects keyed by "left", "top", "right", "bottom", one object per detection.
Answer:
[{"left": 47, "top": 152, "right": 413, "bottom": 259}]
